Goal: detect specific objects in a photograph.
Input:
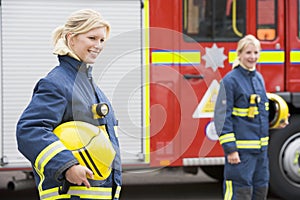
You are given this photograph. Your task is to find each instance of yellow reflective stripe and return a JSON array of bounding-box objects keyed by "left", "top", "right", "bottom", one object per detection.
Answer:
[
  {"left": 290, "top": 50, "right": 300, "bottom": 63},
  {"left": 114, "top": 185, "right": 122, "bottom": 199},
  {"left": 237, "top": 140, "right": 261, "bottom": 149},
  {"left": 219, "top": 133, "right": 236, "bottom": 145},
  {"left": 34, "top": 141, "right": 66, "bottom": 192},
  {"left": 40, "top": 186, "right": 113, "bottom": 200},
  {"left": 232, "top": 107, "right": 249, "bottom": 116},
  {"left": 228, "top": 51, "right": 237, "bottom": 63},
  {"left": 261, "top": 136, "right": 269, "bottom": 146},
  {"left": 224, "top": 180, "right": 233, "bottom": 200},
  {"left": 143, "top": 0, "right": 150, "bottom": 164},
  {"left": 236, "top": 137, "right": 269, "bottom": 149},
  {"left": 232, "top": 107, "right": 258, "bottom": 117},
  {"left": 35, "top": 141, "right": 66, "bottom": 172},
  {"left": 259, "top": 51, "right": 285, "bottom": 64},
  {"left": 152, "top": 50, "right": 200, "bottom": 65},
  {"left": 229, "top": 50, "right": 284, "bottom": 64}
]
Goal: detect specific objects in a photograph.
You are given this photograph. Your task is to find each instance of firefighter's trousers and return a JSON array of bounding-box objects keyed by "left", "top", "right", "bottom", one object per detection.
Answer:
[{"left": 223, "top": 150, "right": 269, "bottom": 200}]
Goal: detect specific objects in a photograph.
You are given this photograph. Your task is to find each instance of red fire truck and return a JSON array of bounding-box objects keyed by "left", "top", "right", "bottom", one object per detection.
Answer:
[
  {"left": 0, "top": 0, "right": 299, "bottom": 199},
  {"left": 146, "top": 0, "right": 300, "bottom": 199}
]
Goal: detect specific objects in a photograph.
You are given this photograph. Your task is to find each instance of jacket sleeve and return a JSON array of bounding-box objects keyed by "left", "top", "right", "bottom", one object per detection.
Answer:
[
  {"left": 214, "top": 78, "right": 238, "bottom": 155},
  {"left": 16, "top": 78, "right": 78, "bottom": 181}
]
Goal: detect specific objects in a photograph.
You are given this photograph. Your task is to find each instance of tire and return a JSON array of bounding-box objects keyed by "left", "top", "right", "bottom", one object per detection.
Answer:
[
  {"left": 200, "top": 166, "right": 224, "bottom": 181},
  {"left": 183, "top": 166, "right": 198, "bottom": 175},
  {"left": 269, "top": 114, "right": 300, "bottom": 200}
]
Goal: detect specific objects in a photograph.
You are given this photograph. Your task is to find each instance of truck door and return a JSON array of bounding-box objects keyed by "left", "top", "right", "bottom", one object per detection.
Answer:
[
  {"left": 256, "top": 0, "right": 285, "bottom": 92},
  {"left": 180, "top": 0, "right": 247, "bottom": 164},
  {"left": 149, "top": 0, "right": 231, "bottom": 167}
]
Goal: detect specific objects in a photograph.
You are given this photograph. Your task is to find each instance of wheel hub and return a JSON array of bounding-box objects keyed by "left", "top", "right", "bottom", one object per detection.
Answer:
[{"left": 281, "top": 134, "right": 300, "bottom": 183}]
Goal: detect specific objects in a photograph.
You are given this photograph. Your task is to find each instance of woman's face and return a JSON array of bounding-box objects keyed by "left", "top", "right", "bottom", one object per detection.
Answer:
[
  {"left": 238, "top": 43, "right": 260, "bottom": 70},
  {"left": 69, "top": 27, "right": 107, "bottom": 64}
]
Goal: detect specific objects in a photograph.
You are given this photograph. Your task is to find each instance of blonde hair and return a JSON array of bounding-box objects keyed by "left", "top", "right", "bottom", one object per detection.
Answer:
[
  {"left": 232, "top": 34, "right": 261, "bottom": 69},
  {"left": 52, "top": 9, "right": 110, "bottom": 47}
]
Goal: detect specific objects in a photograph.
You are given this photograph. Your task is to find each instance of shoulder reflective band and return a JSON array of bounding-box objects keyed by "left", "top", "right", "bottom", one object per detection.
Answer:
[{"left": 267, "top": 93, "right": 289, "bottom": 129}]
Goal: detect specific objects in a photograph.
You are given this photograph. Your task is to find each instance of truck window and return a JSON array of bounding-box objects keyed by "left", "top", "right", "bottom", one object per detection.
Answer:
[
  {"left": 256, "top": 0, "right": 277, "bottom": 41},
  {"left": 183, "top": 0, "right": 246, "bottom": 42}
]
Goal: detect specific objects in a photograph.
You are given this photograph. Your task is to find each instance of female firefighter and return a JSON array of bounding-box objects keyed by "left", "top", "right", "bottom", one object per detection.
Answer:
[
  {"left": 214, "top": 34, "right": 287, "bottom": 200},
  {"left": 16, "top": 9, "right": 122, "bottom": 199}
]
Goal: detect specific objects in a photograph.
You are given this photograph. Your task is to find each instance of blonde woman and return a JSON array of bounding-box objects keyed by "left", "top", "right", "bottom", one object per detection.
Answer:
[
  {"left": 214, "top": 34, "right": 270, "bottom": 200},
  {"left": 16, "top": 9, "right": 121, "bottom": 200}
]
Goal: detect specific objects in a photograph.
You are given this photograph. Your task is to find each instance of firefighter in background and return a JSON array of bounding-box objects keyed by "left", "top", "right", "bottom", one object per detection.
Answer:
[
  {"left": 16, "top": 9, "right": 122, "bottom": 200},
  {"left": 214, "top": 34, "right": 288, "bottom": 200}
]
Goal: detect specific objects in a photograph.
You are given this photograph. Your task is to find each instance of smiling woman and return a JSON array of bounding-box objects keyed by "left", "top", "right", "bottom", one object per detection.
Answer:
[
  {"left": 214, "top": 34, "right": 288, "bottom": 200},
  {"left": 66, "top": 27, "right": 107, "bottom": 63},
  {"left": 52, "top": 9, "right": 110, "bottom": 64},
  {"left": 16, "top": 9, "right": 122, "bottom": 200}
]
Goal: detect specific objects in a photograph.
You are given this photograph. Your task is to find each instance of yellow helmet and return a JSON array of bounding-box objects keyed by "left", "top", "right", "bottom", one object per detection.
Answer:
[
  {"left": 267, "top": 93, "right": 289, "bottom": 129},
  {"left": 53, "top": 121, "right": 116, "bottom": 180}
]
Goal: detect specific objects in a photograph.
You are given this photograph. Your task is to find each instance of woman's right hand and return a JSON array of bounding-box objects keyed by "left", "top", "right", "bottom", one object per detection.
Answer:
[
  {"left": 227, "top": 151, "right": 241, "bottom": 164},
  {"left": 65, "top": 165, "right": 94, "bottom": 188}
]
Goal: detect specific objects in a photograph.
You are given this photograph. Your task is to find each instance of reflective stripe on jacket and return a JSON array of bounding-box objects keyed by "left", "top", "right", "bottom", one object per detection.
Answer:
[
  {"left": 39, "top": 185, "right": 121, "bottom": 200},
  {"left": 214, "top": 66, "right": 269, "bottom": 154}
]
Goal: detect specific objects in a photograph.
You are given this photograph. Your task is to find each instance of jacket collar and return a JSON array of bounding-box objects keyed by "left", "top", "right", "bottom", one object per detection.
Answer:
[
  {"left": 236, "top": 65, "right": 256, "bottom": 77},
  {"left": 58, "top": 55, "right": 92, "bottom": 77}
]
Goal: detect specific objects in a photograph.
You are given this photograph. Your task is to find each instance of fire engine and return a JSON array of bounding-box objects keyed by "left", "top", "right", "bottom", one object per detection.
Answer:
[{"left": 0, "top": 0, "right": 300, "bottom": 199}]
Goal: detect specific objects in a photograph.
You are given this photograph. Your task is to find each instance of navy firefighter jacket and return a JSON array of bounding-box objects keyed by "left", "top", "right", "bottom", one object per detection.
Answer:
[
  {"left": 214, "top": 65, "right": 269, "bottom": 155},
  {"left": 16, "top": 55, "right": 122, "bottom": 199}
]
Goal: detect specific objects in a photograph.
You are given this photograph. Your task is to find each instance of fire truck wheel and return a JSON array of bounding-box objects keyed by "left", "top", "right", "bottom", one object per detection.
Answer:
[
  {"left": 183, "top": 166, "right": 198, "bottom": 175},
  {"left": 200, "top": 166, "right": 224, "bottom": 181},
  {"left": 269, "top": 114, "right": 300, "bottom": 200}
]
